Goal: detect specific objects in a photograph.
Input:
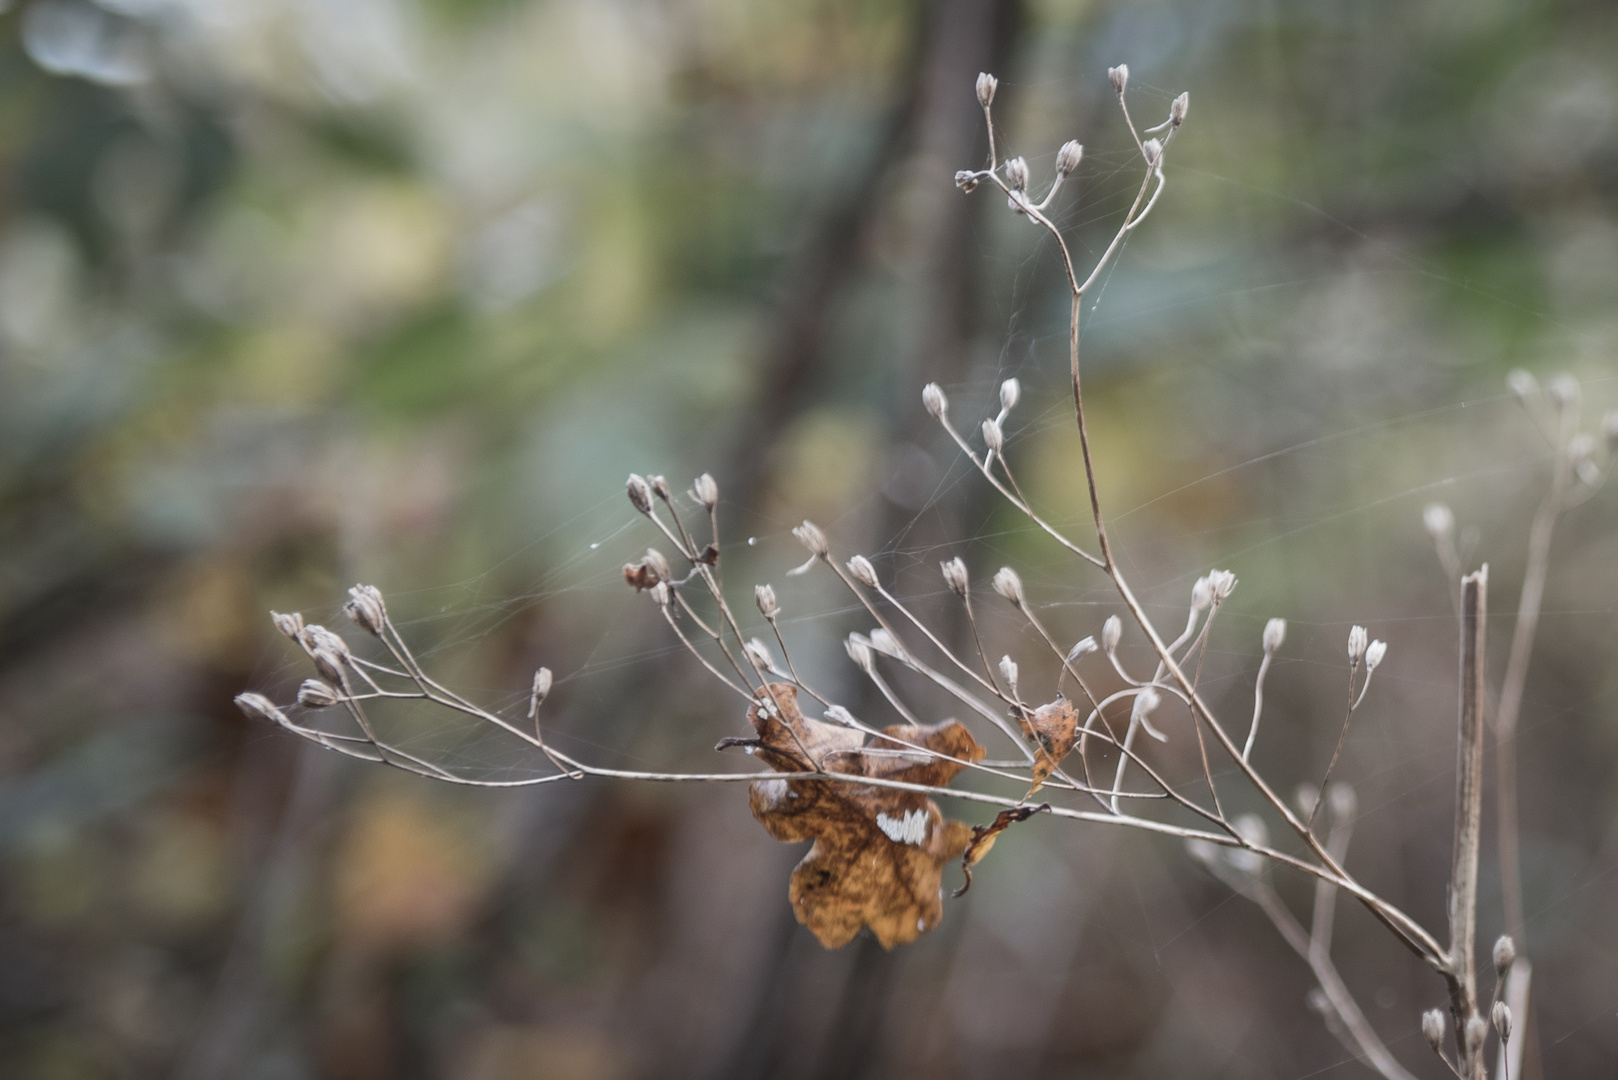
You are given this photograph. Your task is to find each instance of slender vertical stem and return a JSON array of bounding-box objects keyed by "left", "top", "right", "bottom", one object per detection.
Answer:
[
  {"left": 1495, "top": 462, "right": 1567, "bottom": 946},
  {"left": 1450, "top": 567, "right": 1488, "bottom": 1079}
]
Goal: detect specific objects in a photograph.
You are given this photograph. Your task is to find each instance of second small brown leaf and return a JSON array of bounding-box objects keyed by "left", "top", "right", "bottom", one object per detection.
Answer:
[{"left": 1020, "top": 697, "right": 1079, "bottom": 791}]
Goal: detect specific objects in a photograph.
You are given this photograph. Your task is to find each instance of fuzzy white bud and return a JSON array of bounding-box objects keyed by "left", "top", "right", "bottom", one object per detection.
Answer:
[
  {"left": 1190, "top": 576, "right": 1213, "bottom": 611},
  {"left": 1131, "top": 685, "right": 1161, "bottom": 723},
  {"left": 1055, "top": 140, "right": 1083, "bottom": 175},
  {"left": 975, "top": 72, "right": 997, "bottom": 107},
  {"left": 1547, "top": 373, "right": 1580, "bottom": 410},
  {"left": 743, "top": 638, "right": 773, "bottom": 670},
  {"left": 1421, "top": 1009, "right": 1446, "bottom": 1052},
  {"left": 846, "top": 555, "right": 879, "bottom": 588},
  {"left": 298, "top": 679, "right": 341, "bottom": 708},
  {"left": 235, "top": 692, "right": 289, "bottom": 726},
  {"left": 793, "top": 520, "right": 829, "bottom": 558},
  {"left": 1493, "top": 934, "right": 1516, "bottom": 975},
  {"left": 755, "top": 583, "right": 779, "bottom": 619},
  {"left": 941, "top": 557, "right": 969, "bottom": 598},
  {"left": 922, "top": 382, "right": 948, "bottom": 419},
  {"left": 1493, "top": 1001, "right": 1512, "bottom": 1041},
  {"left": 344, "top": 585, "right": 386, "bottom": 635},
  {"left": 1108, "top": 64, "right": 1128, "bottom": 94},
  {"left": 868, "top": 628, "right": 900, "bottom": 656},
  {"left": 998, "top": 654, "right": 1019, "bottom": 691},
  {"left": 999, "top": 377, "right": 1021, "bottom": 413},
  {"left": 824, "top": 705, "right": 856, "bottom": 727},
  {"left": 302, "top": 624, "right": 349, "bottom": 659},
  {"left": 981, "top": 417, "right": 1004, "bottom": 454},
  {"left": 1507, "top": 369, "right": 1538, "bottom": 402},
  {"left": 692, "top": 473, "right": 719, "bottom": 510},
  {"left": 1365, "top": 639, "right": 1387, "bottom": 670},
  {"left": 649, "top": 475, "right": 671, "bottom": 501},
  {"left": 531, "top": 667, "right": 553, "bottom": 705},
  {"left": 992, "top": 566, "right": 1025, "bottom": 605},
  {"left": 1263, "top": 618, "right": 1286, "bottom": 654},
  {"left": 1142, "top": 138, "right": 1163, "bottom": 168},
  {"left": 1004, "top": 156, "right": 1029, "bottom": 192},
  {"left": 1066, "top": 636, "right": 1098, "bottom": 663},
  {"left": 845, "top": 634, "right": 874, "bottom": 673},
  {"left": 1170, "top": 91, "right": 1189, "bottom": 127},
  {"left": 626, "top": 474, "right": 653, "bottom": 514},
  {"left": 642, "top": 548, "right": 672, "bottom": 583},
  {"left": 1424, "top": 502, "right": 1454, "bottom": 539},
  {"left": 1102, "top": 614, "right": 1122, "bottom": 653},
  {"left": 271, "top": 611, "right": 304, "bottom": 639},
  {"left": 1347, "top": 625, "right": 1369, "bottom": 663},
  {"left": 954, "top": 170, "right": 979, "bottom": 193},
  {"left": 1208, "top": 569, "right": 1237, "bottom": 601},
  {"left": 1464, "top": 1015, "right": 1487, "bottom": 1057}
]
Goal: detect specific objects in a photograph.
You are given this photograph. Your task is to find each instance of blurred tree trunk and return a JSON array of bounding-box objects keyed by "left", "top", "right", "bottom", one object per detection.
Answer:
[{"left": 715, "top": 2, "right": 1024, "bottom": 1078}]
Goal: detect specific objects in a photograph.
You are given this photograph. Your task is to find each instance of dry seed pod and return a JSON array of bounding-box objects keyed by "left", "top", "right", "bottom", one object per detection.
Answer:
[
  {"left": 975, "top": 72, "right": 997, "bottom": 107},
  {"left": 1101, "top": 614, "right": 1122, "bottom": 653},
  {"left": 1055, "top": 140, "right": 1083, "bottom": 175},
  {"left": 1108, "top": 64, "right": 1128, "bottom": 93},
  {"left": 999, "top": 377, "right": 1021, "bottom": 413},
  {"left": 235, "top": 692, "right": 288, "bottom": 726},
  {"left": 922, "top": 382, "right": 948, "bottom": 419},
  {"left": 1493, "top": 934, "right": 1516, "bottom": 975},
  {"left": 755, "top": 583, "right": 779, "bottom": 619},
  {"left": 1421, "top": 1009, "right": 1445, "bottom": 1052},
  {"left": 992, "top": 567, "right": 1025, "bottom": 605},
  {"left": 626, "top": 474, "right": 653, "bottom": 514},
  {"left": 1464, "top": 1015, "right": 1487, "bottom": 1057},
  {"left": 981, "top": 418, "right": 1004, "bottom": 454},
  {"left": 1347, "top": 625, "right": 1368, "bottom": 662},
  {"left": 298, "top": 679, "right": 341, "bottom": 708},
  {"left": 692, "top": 473, "right": 719, "bottom": 509},
  {"left": 1004, "top": 156, "right": 1029, "bottom": 192},
  {"left": 793, "top": 520, "right": 829, "bottom": 558},
  {"left": 1066, "top": 636, "right": 1097, "bottom": 662},
  {"left": 940, "top": 557, "right": 969, "bottom": 598},
  {"left": 344, "top": 585, "right": 386, "bottom": 635},
  {"left": 1263, "top": 618, "right": 1286, "bottom": 654},
  {"left": 846, "top": 555, "right": 879, "bottom": 589},
  {"left": 998, "top": 655, "right": 1019, "bottom": 693}
]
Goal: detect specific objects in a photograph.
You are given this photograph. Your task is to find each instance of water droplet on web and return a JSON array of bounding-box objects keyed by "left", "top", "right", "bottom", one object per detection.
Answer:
[
  {"left": 747, "top": 537, "right": 757, "bottom": 546},
  {"left": 589, "top": 542, "right": 599, "bottom": 550}
]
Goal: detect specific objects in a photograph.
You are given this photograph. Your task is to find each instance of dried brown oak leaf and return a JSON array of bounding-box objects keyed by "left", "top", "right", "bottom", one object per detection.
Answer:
[
  {"left": 741, "top": 683, "right": 982, "bottom": 948},
  {"left": 1019, "top": 697, "right": 1078, "bottom": 792}
]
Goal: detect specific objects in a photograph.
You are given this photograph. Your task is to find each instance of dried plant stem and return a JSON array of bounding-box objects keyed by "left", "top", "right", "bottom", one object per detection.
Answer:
[
  {"left": 1308, "top": 666, "right": 1361, "bottom": 834},
  {"left": 1449, "top": 568, "right": 1488, "bottom": 1079}
]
